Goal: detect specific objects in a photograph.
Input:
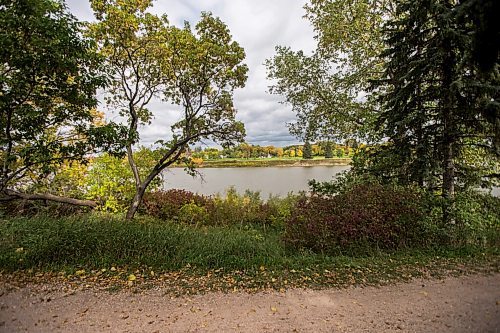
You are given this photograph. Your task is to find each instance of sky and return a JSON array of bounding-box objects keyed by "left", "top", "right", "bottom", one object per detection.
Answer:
[{"left": 66, "top": 0, "right": 317, "bottom": 147}]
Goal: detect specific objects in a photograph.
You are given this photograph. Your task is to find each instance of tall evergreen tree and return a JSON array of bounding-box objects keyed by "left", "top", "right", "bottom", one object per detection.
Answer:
[
  {"left": 324, "top": 142, "right": 333, "bottom": 158},
  {"left": 303, "top": 141, "right": 313, "bottom": 159},
  {"left": 373, "top": 0, "right": 499, "bottom": 221}
]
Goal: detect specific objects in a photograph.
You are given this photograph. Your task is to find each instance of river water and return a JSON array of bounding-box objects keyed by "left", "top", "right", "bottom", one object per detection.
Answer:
[
  {"left": 162, "top": 165, "right": 351, "bottom": 197},
  {"left": 162, "top": 165, "right": 499, "bottom": 198}
]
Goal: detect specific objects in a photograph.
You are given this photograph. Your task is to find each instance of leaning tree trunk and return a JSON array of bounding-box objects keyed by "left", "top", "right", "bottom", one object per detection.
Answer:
[
  {"left": 125, "top": 169, "right": 162, "bottom": 220},
  {"left": 3, "top": 189, "right": 97, "bottom": 207},
  {"left": 125, "top": 185, "right": 148, "bottom": 220}
]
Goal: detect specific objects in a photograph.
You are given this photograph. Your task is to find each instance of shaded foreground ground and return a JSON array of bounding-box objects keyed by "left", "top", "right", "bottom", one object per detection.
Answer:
[{"left": 1, "top": 274, "right": 499, "bottom": 332}]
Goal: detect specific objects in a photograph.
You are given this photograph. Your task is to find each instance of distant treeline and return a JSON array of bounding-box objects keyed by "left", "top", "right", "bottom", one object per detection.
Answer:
[{"left": 190, "top": 140, "right": 361, "bottom": 160}]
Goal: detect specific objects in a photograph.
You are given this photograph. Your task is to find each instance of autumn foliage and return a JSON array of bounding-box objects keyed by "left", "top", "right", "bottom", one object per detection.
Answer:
[
  {"left": 284, "top": 184, "right": 432, "bottom": 255},
  {"left": 141, "top": 188, "right": 296, "bottom": 227},
  {"left": 142, "top": 190, "right": 210, "bottom": 221}
]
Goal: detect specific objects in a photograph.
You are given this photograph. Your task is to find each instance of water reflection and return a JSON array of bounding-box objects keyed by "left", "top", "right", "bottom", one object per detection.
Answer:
[
  {"left": 162, "top": 166, "right": 499, "bottom": 198},
  {"left": 163, "top": 165, "right": 350, "bottom": 197}
]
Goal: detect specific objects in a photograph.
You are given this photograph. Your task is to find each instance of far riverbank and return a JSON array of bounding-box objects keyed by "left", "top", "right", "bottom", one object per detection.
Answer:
[{"left": 172, "top": 157, "right": 352, "bottom": 168}]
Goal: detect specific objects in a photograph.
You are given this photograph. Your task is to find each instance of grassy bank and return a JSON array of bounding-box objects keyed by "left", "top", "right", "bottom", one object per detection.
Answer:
[
  {"left": 174, "top": 157, "right": 351, "bottom": 168},
  {"left": 1, "top": 215, "right": 498, "bottom": 294}
]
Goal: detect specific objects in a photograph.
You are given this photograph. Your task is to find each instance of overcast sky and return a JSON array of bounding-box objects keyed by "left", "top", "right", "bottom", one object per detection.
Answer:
[{"left": 66, "top": 0, "right": 316, "bottom": 147}]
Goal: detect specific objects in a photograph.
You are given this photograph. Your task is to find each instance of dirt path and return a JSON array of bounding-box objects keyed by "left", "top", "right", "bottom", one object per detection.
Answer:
[{"left": 1, "top": 274, "right": 499, "bottom": 333}]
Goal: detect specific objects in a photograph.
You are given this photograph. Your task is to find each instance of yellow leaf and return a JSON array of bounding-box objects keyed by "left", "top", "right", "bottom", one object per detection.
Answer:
[
  {"left": 75, "top": 270, "right": 85, "bottom": 276},
  {"left": 128, "top": 274, "right": 136, "bottom": 281},
  {"left": 110, "top": 267, "right": 117, "bottom": 271},
  {"left": 15, "top": 247, "right": 24, "bottom": 253},
  {"left": 259, "top": 265, "right": 266, "bottom": 271}
]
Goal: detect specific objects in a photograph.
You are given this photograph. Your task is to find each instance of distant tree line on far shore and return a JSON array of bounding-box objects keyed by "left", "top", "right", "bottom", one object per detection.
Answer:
[{"left": 189, "top": 141, "right": 359, "bottom": 160}]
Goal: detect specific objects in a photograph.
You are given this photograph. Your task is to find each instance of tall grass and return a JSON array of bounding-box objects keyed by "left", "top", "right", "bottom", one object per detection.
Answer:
[
  {"left": 0, "top": 215, "right": 285, "bottom": 271},
  {"left": 1, "top": 186, "right": 498, "bottom": 275},
  {"left": 1, "top": 214, "right": 498, "bottom": 292}
]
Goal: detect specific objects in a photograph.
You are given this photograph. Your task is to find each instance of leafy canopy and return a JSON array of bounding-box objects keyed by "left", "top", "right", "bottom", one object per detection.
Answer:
[
  {"left": 90, "top": 0, "right": 248, "bottom": 219},
  {"left": 0, "top": 0, "right": 126, "bottom": 194},
  {"left": 266, "top": 0, "right": 394, "bottom": 142}
]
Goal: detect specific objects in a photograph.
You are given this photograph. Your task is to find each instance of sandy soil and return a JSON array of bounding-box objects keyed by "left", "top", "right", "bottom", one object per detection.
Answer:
[{"left": 1, "top": 274, "right": 499, "bottom": 333}]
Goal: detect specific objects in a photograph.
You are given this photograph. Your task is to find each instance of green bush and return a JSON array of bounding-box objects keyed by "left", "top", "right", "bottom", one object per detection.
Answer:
[
  {"left": 86, "top": 150, "right": 162, "bottom": 212},
  {"left": 178, "top": 202, "right": 209, "bottom": 225},
  {"left": 453, "top": 190, "right": 500, "bottom": 247},
  {"left": 205, "top": 188, "right": 269, "bottom": 226},
  {"left": 266, "top": 194, "right": 300, "bottom": 228}
]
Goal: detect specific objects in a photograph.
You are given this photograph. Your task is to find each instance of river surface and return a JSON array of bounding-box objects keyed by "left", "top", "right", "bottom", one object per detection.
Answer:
[
  {"left": 162, "top": 165, "right": 351, "bottom": 197},
  {"left": 162, "top": 165, "right": 499, "bottom": 198}
]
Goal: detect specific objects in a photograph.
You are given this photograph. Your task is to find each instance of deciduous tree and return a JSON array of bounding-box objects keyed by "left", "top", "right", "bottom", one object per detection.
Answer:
[
  {"left": 0, "top": 0, "right": 125, "bottom": 207},
  {"left": 266, "top": 0, "right": 395, "bottom": 142},
  {"left": 90, "top": 0, "right": 248, "bottom": 219}
]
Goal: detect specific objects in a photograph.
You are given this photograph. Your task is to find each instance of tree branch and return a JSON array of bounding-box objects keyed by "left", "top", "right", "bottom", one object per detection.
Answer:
[{"left": 3, "top": 189, "right": 97, "bottom": 208}]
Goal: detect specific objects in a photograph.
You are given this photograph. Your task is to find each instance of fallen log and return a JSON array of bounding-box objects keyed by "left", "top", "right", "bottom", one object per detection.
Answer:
[{"left": 2, "top": 189, "right": 97, "bottom": 208}]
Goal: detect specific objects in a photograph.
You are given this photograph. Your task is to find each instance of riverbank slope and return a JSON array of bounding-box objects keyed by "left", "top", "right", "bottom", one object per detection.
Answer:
[{"left": 174, "top": 157, "right": 351, "bottom": 168}]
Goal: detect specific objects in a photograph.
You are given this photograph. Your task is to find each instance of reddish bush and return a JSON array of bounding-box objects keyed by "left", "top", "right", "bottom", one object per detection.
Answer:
[
  {"left": 284, "top": 184, "right": 430, "bottom": 254},
  {"left": 141, "top": 189, "right": 297, "bottom": 227},
  {"left": 141, "top": 189, "right": 210, "bottom": 220}
]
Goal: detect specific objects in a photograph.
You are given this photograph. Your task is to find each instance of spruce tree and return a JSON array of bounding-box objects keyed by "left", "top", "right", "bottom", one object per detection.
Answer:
[
  {"left": 303, "top": 141, "right": 313, "bottom": 159},
  {"left": 324, "top": 142, "right": 333, "bottom": 159},
  {"left": 373, "top": 0, "right": 499, "bottom": 222}
]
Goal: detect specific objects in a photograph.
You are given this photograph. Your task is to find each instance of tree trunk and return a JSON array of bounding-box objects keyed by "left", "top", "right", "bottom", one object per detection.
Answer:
[
  {"left": 441, "top": 35, "right": 456, "bottom": 225},
  {"left": 125, "top": 185, "right": 147, "bottom": 220},
  {"left": 125, "top": 170, "right": 161, "bottom": 220},
  {"left": 3, "top": 189, "right": 97, "bottom": 207},
  {"left": 125, "top": 142, "right": 186, "bottom": 220},
  {"left": 127, "top": 144, "right": 141, "bottom": 189},
  {"left": 442, "top": 137, "right": 455, "bottom": 224}
]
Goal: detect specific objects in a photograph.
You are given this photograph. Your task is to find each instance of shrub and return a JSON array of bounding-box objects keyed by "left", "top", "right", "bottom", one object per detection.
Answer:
[
  {"left": 141, "top": 189, "right": 209, "bottom": 221},
  {"left": 205, "top": 188, "right": 269, "bottom": 226},
  {"left": 141, "top": 188, "right": 299, "bottom": 228},
  {"left": 309, "top": 170, "right": 380, "bottom": 197},
  {"left": 453, "top": 190, "right": 500, "bottom": 247},
  {"left": 177, "top": 202, "right": 209, "bottom": 225},
  {"left": 0, "top": 200, "right": 90, "bottom": 218},
  {"left": 266, "top": 194, "right": 301, "bottom": 228},
  {"left": 85, "top": 151, "right": 162, "bottom": 212},
  {"left": 284, "top": 183, "right": 432, "bottom": 255}
]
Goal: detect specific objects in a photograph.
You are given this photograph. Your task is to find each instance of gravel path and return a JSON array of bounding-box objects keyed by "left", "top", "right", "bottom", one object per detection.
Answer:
[{"left": 1, "top": 274, "right": 499, "bottom": 332}]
